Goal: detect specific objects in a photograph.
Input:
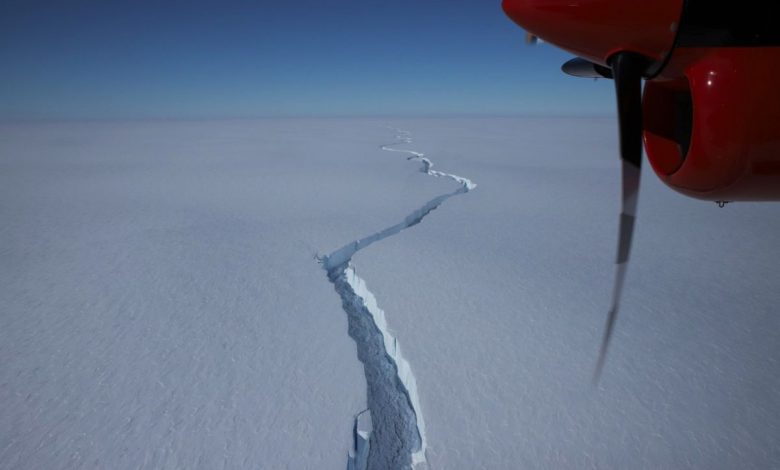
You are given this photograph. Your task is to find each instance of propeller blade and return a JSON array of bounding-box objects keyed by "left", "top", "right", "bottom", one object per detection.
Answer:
[
  {"left": 561, "top": 58, "right": 613, "bottom": 79},
  {"left": 525, "top": 32, "right": 538, "bottom": 45},
  {"left": 594, "top": 52, "right": 646, "bottom": 383}
]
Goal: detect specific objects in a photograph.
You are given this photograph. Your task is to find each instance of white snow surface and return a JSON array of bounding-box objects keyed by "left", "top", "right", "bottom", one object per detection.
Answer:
[
  {"left": 354, "top": 118, "right": 780, "bottom": 469},
  {"left": 0, "top": 119, "right": 451, "bottom": 469},
  {"left": 2, "top": 117, "right": 779, "bottom": 469}
]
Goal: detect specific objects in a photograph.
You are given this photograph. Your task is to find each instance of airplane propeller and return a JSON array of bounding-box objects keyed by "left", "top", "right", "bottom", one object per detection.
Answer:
[
  {"left": 544, "top": 50, "right": 650, "bottom": 381},
  {"left": 561, "top": 57, "right": 612, "bottom": 79},
  {"left": 504, "top": 0, "right": 780, "bottom": 384},
  {"left": 585, "top": 52, "right": 647, "bottom": 382},
  {"left": 548, "top": 48, "right": 650, "bottom": 381}
]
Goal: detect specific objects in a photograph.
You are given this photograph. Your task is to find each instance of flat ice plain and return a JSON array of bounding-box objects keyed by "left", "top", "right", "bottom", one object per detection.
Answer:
[{"left": 2, "top": 118, "right": 779, "bottom": 469}]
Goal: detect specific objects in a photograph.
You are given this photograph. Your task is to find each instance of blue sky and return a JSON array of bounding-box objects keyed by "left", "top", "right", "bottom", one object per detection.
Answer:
[{"left": 0, "top": 0, "right": 614, "bottom": 119}]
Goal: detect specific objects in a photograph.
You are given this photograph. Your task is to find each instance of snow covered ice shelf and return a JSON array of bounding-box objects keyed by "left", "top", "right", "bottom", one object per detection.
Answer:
[
  {"left": 353, "top": 118, "right": 780, "bottom": 469},
  {"left": 2, "top": 117, "right": 779, "bottom": 470},
  {"left": 0, "top": 119, "right": 452, "bottom": 469}
]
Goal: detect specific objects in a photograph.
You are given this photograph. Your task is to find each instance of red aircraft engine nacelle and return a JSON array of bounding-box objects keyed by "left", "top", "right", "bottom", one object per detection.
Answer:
[
  {"left": 501, "top": 0, "right": 682, "bottom": 71},
  {"left": 503, "top": 0, "right": 780, "bottom": 201},
  {"left": 644, "top": 48, "right": 780, "bottom": 200}
]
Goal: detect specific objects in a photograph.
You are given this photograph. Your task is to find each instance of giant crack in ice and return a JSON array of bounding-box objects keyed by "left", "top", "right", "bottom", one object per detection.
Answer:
[{"left": 320, "top": 129, "right": 475, "bottom": 470}]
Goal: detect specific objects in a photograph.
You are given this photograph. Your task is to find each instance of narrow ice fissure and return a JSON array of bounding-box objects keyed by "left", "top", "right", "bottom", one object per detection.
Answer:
[{"left": 321, "top": 128, "right": 475, "bottom": 470}]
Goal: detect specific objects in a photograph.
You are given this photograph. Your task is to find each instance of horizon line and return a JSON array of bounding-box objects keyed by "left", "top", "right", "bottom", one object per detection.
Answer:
[{"left": 0, "top": 112, "right": 615, "bottom": 124}]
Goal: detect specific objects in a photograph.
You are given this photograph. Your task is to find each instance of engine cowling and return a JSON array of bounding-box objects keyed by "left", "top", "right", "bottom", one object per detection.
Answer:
[
  {"left": 643, "top": 47, "right": 780, "bottom": 200},
  {"left": 503, "top": 0, "right": 780, "bottom": 201},
  {"left": 501, "top": 0, "right": 682, "bottom": 72}
]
